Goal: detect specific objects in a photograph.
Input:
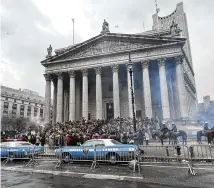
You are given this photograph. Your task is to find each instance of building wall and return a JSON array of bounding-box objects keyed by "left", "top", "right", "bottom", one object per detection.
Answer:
[
  {"left": 152, "top": 2, "right": 197, "bottom": 120},
  {"left": 1, "top": 86, "right": 52, "bottom": 123}
]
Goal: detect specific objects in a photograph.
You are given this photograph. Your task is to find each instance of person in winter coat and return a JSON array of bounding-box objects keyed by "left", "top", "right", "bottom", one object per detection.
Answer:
[
  {"left": 58, "top": 133, "right": 65, "bottom": 147},
  {"left": 145, "top": 131, "right": 149, "bottom": 145},
  {"left": 35, "top": 134, "right": 40, "bottom": 146},
  {"left": 31, "top": 135, "right": 36, "bottom": 145},
  {"left": 66, "top": 133, "right": 71, "bottom": 146},
  {"left": 40, "top": 134, "right": 46, "bottom": 146}
]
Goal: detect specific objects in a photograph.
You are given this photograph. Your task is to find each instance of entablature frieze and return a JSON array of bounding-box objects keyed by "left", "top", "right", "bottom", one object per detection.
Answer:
[
  {"left": 45, "top": 46, "right": 182, "bottom": 74},
  {"left": 184, "top": 72, "right": 196, "bottom": 94}
]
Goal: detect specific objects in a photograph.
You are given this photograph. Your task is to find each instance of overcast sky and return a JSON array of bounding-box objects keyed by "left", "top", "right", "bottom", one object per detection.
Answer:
[{"left": 1, "top": 0, "right": 214, "bottom": 102}]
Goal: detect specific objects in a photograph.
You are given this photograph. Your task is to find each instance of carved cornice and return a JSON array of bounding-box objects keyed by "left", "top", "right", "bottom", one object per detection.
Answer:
[
  {"left": 94, "top": 67, "right": 102, "bottom": 75},
  {"left": 157, "top": 58, "right": 166, "bottom": 67},
  {"left": 81, "top": 69, "right": 88, "bottom": 76},
  {"left": 111, "top": 64, "right": 118, "bottom": 73},
  {"left": 175, "top": 55, "right": 184, "bottom": 65},
  {"left": 141, "top": 60, "right": 150, "bottom": 69},
  {"left": 69, "top": 70, "right": 75, "bottom": 78},
  {"left": 44, "top": 74, "right": 51, "bottom": 81}
]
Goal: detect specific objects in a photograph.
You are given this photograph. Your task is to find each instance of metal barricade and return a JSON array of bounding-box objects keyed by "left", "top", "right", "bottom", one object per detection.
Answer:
[
  {"left": 55, "top": 146, "right": 96, "bottom": 168},
  {"left": 138, "top": 145, "right": 190, "bottom": 169},
  {"left": 188, "top": 145, "right": 214, "bottom": 169},
  {"left": 91, "top": 145, "right": 140, "bottom": 172},
  {"left": 0, "top": 146, "right": 43, "bottom": 166}
]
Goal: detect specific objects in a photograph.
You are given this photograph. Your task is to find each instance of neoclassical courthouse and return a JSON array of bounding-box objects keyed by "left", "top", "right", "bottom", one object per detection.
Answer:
[{"left": 41, "top": 2, "right": 197, "bottom": 125}]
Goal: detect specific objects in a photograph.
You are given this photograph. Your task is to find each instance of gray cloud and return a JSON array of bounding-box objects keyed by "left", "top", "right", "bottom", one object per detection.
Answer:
[
  {"left": 1, "top": 0, "right": 214, "bottom": 102},
  {"left": 1, "top": 0, "right": 82, "bottom": 96}
]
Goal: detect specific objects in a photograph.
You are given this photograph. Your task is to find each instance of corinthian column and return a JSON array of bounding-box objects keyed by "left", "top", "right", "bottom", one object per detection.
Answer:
[
  {"left": 51, "top": 77, "right": 57, "bottom": 124},
  {"left": 141, "top": 60, "right": 153, "bottom": 118},
  {"left": 69, "top": 70, "right": 75, "bottom": 121},
  {"left": 44, "top": 73, "right": 51, "bottom": 124},
  {"left": 112, "top": 64, "right": 120, "bottom": 118},
  {"left": 95, "top": 67, "right": 103, "bottom": 119},
  {"left": 158, "top": 58, "right": 170, "bottom": 120},
  {"left": 82, "top": 69, "right": 88, "bottom": 120},
  {"left": 175, "top": 56, "right": 188, "bottom": 119},
  {"left": 56, "top": 72, "right": 63, "bottom": 123}
]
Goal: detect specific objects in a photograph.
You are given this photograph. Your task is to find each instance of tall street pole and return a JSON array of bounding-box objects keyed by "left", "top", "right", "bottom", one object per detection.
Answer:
[
  {"left": 127, "top": 52, "right": 137, "bottom": 133},
  {"left": 72, "top": 18, "right": 75, "bottom": 45}
]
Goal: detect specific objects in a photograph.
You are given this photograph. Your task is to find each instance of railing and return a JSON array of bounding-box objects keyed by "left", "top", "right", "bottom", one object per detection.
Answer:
[{"left": 1, "top": 144, "right": 213, "bottom": 175}]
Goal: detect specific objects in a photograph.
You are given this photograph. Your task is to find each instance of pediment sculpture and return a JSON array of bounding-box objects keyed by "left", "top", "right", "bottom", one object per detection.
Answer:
[
  {"left": 170, "top": 20, "right": 180, "bottom": 36},
  {"left": 46, "top": 44, "right": 53, "bottom": 58},
  {"left": 101, "top": 19, "right": 110, "bottom": 34}
]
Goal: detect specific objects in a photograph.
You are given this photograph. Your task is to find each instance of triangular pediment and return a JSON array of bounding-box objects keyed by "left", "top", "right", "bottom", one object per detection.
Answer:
[{"left": 43, "top": 33, "right": 185, "bottom": 63}]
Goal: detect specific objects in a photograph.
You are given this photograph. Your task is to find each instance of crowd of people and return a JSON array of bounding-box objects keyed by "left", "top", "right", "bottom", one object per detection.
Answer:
[{"left": 24, "top": 117, "right": 159, "bottom": 147}]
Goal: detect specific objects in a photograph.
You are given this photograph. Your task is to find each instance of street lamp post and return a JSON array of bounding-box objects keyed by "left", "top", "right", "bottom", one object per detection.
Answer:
[{"left": 127, "top": 52, "right": 137, "bottom": 133}]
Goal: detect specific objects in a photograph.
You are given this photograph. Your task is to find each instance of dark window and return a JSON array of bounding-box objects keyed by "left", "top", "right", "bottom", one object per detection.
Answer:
[
  {"left": 20, "top": 105, "right": 24, "bottom": 111},
  {"left": 14, "top": 99, "right": 16, "bottom": 103},
  {"left": 5, "top": 97, "right": 8, "bottom": 101},
  {"left": 22, "top": 100, "right": 24, "bottom": 104},
  {"left": 88, "top": 113, "right": 90, "bottom": 120},
  {"left": 12, "top": 103, "right": 17, "bottom": 109},
  {"left": 136, "top": 110, "right": 142, "bottom": 118},
  {"left": 4, "top": 102, "right": 9, "bottom": 108}
]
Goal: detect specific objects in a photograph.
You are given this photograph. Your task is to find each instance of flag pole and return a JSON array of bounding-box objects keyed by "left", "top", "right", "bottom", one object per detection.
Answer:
[{"left": 72, "top": 18, "right": 75, "bottom": 45}]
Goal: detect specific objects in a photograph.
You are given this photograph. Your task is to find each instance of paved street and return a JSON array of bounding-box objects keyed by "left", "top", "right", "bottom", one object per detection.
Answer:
[
  {"left": 1, "top": 161, "right": 214, "bottom": 188},
  {"left": 0, "top": 171, "right": 195, "bottom": 188}
]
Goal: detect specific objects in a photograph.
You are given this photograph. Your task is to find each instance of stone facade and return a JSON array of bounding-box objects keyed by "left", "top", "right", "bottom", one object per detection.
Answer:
[
  {"left": 0, "top": 86, "right": 53, "bottom": 124},
  {"left": 41, "top": 2, "right": 197, "bottom": 124}
]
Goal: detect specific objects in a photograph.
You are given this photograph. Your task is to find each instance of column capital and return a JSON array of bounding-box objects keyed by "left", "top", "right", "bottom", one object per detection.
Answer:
[
  {"left": 50, "top": 74, "right": 57, "bottom": 83},
  {"left": 111, "top": 64, "right": 118, "bottom": 73},
  {"left": 141, "top": 60, "right": 150, "bottom": 69},
  {"left": 94, "top": 67, "right": 102, "bottom": 75},
  {"left": 81, "top": 69, "right": 88, "bottom": 76},
  {"left": 44, "top": 73, "right": 51, "bottom": 81},
  {"left": 69, "top": 70, "right": 75, "bottom": 78},
  {"left": 175, "top": 55, "right": 184, "bottom": 65},
  {"left": 56, "top": 72, "right": 63, "bottom": 79},
  {"left": 157, "top": 58, "right": 166, "bottom": 67}
]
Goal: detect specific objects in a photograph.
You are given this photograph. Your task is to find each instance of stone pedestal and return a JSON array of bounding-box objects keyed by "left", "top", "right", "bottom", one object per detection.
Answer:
[
  {"left": 95, "top": 67, "right": 103, "bottom": 119},
  {"left": 56, "top": 72, "right": 63, "bottom": 123},
  {"left": 82, "top": 69, "right": 88, "bottom": 120},
  {"left": 112, "top": 64, "right": 120, "bottom": 118},
  {"left": 141, "top": 60, "right": 153, "bottom": 118},
  {"left": 158, "top": 59, "right": 170, "bottom": 120},
  {"left": 69, "top": 71, "right": 75, "bottom": 121}
]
